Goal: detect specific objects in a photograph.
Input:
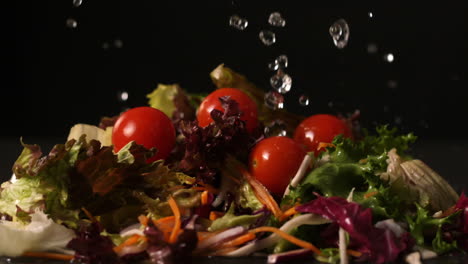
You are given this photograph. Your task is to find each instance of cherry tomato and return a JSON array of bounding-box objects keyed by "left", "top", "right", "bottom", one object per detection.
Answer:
[
  {"left": 197, "top": 88, "right": 258, "bottom": 133},
  {"left": 112, "top": 106, "right": 176, "bottom": 163},
  {"left": 293, "top": 114, "right": 352, "bottom": 155},
  {"left": 249, "top": 136, "right": 307, "bottom": 197}
]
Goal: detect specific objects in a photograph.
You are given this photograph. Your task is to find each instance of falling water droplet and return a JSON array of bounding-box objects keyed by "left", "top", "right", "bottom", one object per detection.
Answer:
[
  {"left": 229, "top": 15, "right": 248, "bottom": 30},
  {"left": 268, "top": 12, "right": 286, "bottom": 27},
  {"left": 383, "top": 105, "right": 390, "bottom": 113},
  {"left": 66, "top": 18, "right": 78, "bottom": 29},
  {"left": 329, "top": 19, "right": 349, "bottom": 49},
  {"left": 270, "top": 70, "right": 292, "bottom": 94},
  {"left": 264, "top": 90, "right": 284, "bottom": 110},
  {"left": 299, "top": 95, "right": 310, "bottom": 106},
  {"left": 113, "top": 39, "right": 123, "bottom": 48},
  {"left": 117, "top": 91, "right": 129, "bottom": 102},
  {"left": 264, "top": 120, "right": 288, "bottom": 137},
  {"left": 368, "top": 12, "right": 373, "bottom": 18},
  {"left": 384, "top": 53, "right": 395, "bottom": 63},
  {"left": 73, "top": 0, "right": 83, "bottom": 7},
  {"left": 259, "top": 30, "right": 276, "bottom": 46},
  {"left": 268, "top": 55, "right": 288, "bottom": 71}
]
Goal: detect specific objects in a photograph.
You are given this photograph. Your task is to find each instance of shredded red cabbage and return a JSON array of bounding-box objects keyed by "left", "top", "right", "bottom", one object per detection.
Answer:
[{"left": 296, "top": 195, "right": 411, "bottom": 264}]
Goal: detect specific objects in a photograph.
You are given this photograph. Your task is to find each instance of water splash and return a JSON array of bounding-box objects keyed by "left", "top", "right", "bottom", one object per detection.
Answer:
[
  {"left": 264, "top": 120, "right": 288, "bottom": 137},
  {"left": 329, "top": 19, "right": 349, "bottom": 49},
  {"left": 268, "top": 12, "right": 286, "bottom": 27},
  {"left": 259, "top": 30, "right": 276, "bottom": 46},
  {"left": 270, "top": 70, "right": 292, "bottom": 94},
  {"left": 264, "top": 90, "right": 284, "bottom": 110},
  {"left": 268, "top": 55, "right": 288, "bottom": 71},
  {"left": 66, "top": 18, "right": 78, "bottom": 29},
  {"left": 73, "top": 0, "right": 83, "bottom": 7},
  {"left": 229, "top": 15, "right": 248, "bottom": 30},
  {"left": 299, "top": 95, "right": 310, "bottom": 106}
]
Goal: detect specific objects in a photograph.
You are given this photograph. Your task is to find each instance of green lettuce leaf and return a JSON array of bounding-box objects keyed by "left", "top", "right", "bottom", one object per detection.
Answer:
[{"left": 405, "top": 203, "right": 459, "bottom": 254}]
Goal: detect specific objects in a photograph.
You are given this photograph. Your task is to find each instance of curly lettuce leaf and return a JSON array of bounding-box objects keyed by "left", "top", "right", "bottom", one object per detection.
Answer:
[
  {"left": 283, "top": 126, "right": 419, "bottom": 219},
  {"left": 147, "top": 83, "right": 196, "bottom": 124}
]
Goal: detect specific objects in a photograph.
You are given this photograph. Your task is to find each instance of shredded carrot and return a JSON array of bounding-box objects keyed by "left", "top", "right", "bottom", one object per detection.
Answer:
[
  {"left": 317, "top": 142, "right": 336, "bottom": 151},
  {"left": 197, "top": 230, "right": 223, "bottom": 242},
  {"left": 279, "top": 206, "right": 298, "bottom": 222},
  {"left": 23, "top": 252, "right": 74, "bottom": 261},
  {"left": 364, "top": 191, "right": 379, "bottom": 199},
  {"left": 167, "top": 185, "right": 186, "bottom": 192},
  {"left": 438, "top": 205, "right": 457, "bottom": 218},
  {"left": 213, "top": 232, "right": 256, "bottom": 250},
  {"left": 113, "top": 234, "right": 146, "bottom": 254},
  {"left": 346, "top": 249, "right": 362, "bottom": 257},
  {"left": 168, "top": 196, "right": 182, "bottom": 244},
  {"left": 209, "top": 211, "right": 225, "bottom": 221},
  {"left": 138, "top": 215, "right": 149, "bottom": 227},
  {"left": 201, "top": 190, "right": 209, "bottom": 205},
  {"left": 192, "top": 184, "right": 220, "bottom": 194},
  {"left": 239, "top": 166, "right": 283, "bottom": 219},
  {"left": 151, "top": 216, "right": 176, "bottom": 242},
  {"left": 249, "top": 226, "right": 321, "bottom": 255},
  {"left": 81, "top": 207, "right": 97, "bottom": 223}
]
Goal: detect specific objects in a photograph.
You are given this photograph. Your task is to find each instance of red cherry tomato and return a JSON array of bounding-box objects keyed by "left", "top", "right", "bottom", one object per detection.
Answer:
[
  {"left": 293, "top": 114, "right": 352, "bottom": 155},
  {"left": 249, "top": 136, "right": 307, "bottom": 197},
  {"left": 112, "top": 106, "right": 176, "bottom": 163},
  {"left": 197, "top": 88, "right": 258, "bottom": 133}
]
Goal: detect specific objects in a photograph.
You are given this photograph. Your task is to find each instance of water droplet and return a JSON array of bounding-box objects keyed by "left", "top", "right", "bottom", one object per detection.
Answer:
[
  {"left": 384, "top": 53, "right": 395, "bottom": 63},
  {"left": 268, "top": 12, "right": 286, "bottom": 27},
  {"left": 268, "top": 55, "right": 288, "bottom": 71},
  {"left": 329, "top": 19, "right": 350, "bottom": 49},
  {"left": 264, "top": 120, "right": 287, "bottom": 137},
  {"left": 229, "top": 15, "right": 248, "bottom": 30},
  {"left": 66, "top": 18, "right": 78, "bottom": 29},
  {"left": 270, "top": 70, "right": 292, "bottom": 94},
  {"left": 264, "top": 90, "right": 284, "bottom": 110},
  {"left": 259, "top": 30, "right": 276, "bottom": 46},
  {"left": 383, "top": 105, "right": 390, "bottom": 113},
  {"left": 113, "top": 39, "right": 123, "bottom": 48},
  {"left": 118, "top": 91, "right": 129, "bottom": 102},
  {"left": 328, "top": 101, "right": 334, "bottom": 108},
  {"left": 299, "top": 94, "right": 310, "bottom": 106},
  {"left": 367, "top": 43, "right": 378, "bottom": 54},
  {"left": 73, "top": 0, "right": 83, "bottom": 7},
  {"left": 368, "top": 12, "right": 373, "bottom": 18}
]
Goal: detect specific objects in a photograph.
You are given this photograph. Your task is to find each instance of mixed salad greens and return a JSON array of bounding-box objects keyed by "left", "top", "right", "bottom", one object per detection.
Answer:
[{"left": 0, "top": 65, "right": 467, "bottom": 264}]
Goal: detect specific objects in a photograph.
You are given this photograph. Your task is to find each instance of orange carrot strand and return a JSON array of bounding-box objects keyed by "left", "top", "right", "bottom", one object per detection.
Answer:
[
  {"left": 249, "top": 226, "right": 321, "bottom": 255},
  {"left": 23, "top": 252, "right": 74, "bottom": 261},
  {"left": 168, "top": 196, "right": 181, "bottom": 244},
  {"left": 201, "top": 190, "right": 209, "bottom": 205}
]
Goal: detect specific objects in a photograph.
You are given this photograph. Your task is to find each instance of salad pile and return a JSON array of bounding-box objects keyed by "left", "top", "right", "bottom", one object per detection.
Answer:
[{"left": 1, "top": 65, "right": 467, "bottom": 264}]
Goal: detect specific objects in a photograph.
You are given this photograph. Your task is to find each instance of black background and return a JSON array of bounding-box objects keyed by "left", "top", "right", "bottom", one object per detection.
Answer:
[
  {"left": 10, "top": 2, "right": 468, "bottom": 139},
  {"left": 4, "top": 1, "right": 468, "bottom": 191}
]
